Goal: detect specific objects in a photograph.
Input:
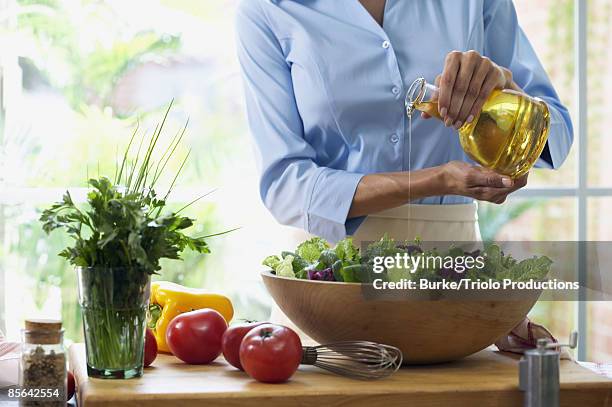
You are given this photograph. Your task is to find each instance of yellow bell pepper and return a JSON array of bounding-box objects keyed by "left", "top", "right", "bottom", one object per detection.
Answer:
[{"left": 149, "top": 281, "right": 234, "bottom": 353}]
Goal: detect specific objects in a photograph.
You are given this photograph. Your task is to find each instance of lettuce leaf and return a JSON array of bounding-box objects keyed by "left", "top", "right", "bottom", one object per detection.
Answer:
[
  {"left": 335, "top": 237, "right": 360, "bottom": 264},
  {"left": 291, "top": 255, "right": 310, "bottom": 274},
  {"left": 262, "top": 255, "right": 281, "bottom": 271},
  {"left": 387, "top": 266, "right": 409, "bottom": 283},
  {"left": 277, "top": 255, "right": 296, "bottom": 278},
  {"left": 296, "top": 237, "right": 330, "bottom": 263},
  {"left": 499, "top": 256, "right": 553, "bottom": 281},
  {"left": 341, "top": 264, "right": 364, "bottom": 283},
  {"left": 481, "top": 244, "right": 552, "bottom": 282},
  {"left": 363, "top": 234, "right": 402, "bottom": 262}
]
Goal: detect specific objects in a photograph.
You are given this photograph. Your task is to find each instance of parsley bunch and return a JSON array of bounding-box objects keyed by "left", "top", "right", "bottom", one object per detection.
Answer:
[{"left": 40, "top": 103, "right": 219, "bottom": 275}]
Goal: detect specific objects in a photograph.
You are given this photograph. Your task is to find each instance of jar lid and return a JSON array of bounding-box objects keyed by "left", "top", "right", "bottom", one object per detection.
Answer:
[{"left": 23, "top": 319, "right": 63, "bottom": 344}]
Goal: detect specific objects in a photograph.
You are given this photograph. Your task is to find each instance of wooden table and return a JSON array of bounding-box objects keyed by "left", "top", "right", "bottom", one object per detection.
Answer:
[{"left": 70, "top": 344, "right": 612, "bottom": 406}]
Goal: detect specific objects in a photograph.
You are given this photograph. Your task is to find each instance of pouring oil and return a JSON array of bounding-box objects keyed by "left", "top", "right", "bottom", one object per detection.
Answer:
[{"left": 405, "top": 78, "right": 550, "bottom": 178}]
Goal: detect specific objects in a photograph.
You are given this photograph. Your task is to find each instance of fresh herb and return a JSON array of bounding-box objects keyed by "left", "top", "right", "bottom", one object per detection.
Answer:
[
  {"left": 40, "top": 102, "right": 231, "bottom": 372},
  {"left": 40, "top": 104, "right": 215, "bottom": 274}
]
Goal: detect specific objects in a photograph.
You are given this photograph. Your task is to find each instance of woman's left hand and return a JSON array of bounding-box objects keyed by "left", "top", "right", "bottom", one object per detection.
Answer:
[{"left": 431, "top": 50, "right": 513, "bottom": 129}]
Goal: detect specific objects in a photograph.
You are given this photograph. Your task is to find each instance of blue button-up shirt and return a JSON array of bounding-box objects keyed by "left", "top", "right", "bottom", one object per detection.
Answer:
[{"left": 236, "top": 0, "right": 573, "bottom": 242}]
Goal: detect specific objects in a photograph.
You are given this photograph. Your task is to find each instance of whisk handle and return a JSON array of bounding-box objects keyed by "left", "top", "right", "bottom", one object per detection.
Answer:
[{"left": 301, "top": 346, "right": 318, "bottom": 365}]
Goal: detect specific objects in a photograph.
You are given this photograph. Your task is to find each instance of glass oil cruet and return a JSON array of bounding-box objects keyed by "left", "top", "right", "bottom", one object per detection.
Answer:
[{"left": 405, "top": 77, "right": 550, "bottom": 178}]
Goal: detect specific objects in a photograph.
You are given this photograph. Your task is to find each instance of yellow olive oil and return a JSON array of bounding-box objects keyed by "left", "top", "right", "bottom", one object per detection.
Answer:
[{"left": 406, "top": 79, "right": 550, "bottom": 179}]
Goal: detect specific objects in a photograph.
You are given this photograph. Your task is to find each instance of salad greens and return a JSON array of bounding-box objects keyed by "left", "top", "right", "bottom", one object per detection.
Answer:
[
  {"left": 263, "top": 235, "right": 553, "bottom": 284},
  {"left": 263, "top": 237, "right": 365, "bottom": 282},
  {"left": 296, "top": 237, "right": 329, "bottom": 263}
]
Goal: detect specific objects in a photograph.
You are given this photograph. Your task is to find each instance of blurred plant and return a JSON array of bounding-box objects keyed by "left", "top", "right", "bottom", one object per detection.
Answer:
[
  {"left": 547, "top": 0, "right": 574, "bottom": 92},
  {"left": 15, "top": 0, "right": 180, "bottom": 110},
  {"left": 6, "top": 204, "right": 82, "bottom": 337},
  {"left": 478, "top": 200, "right": 544, "bottom": 242},
  {"left": 0, "top": 0, "right": 233, "bottom": 340},
  {"left": 546, "top": 0, "right": 611, "bottom": 187}
]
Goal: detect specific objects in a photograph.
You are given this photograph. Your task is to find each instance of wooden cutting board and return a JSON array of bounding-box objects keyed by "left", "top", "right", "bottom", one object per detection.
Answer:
[{"left": 69, "top": 344, "right": 612, "bottom": 407}]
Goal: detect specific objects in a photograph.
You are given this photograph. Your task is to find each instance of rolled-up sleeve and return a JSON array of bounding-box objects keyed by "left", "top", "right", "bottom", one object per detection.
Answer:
[
  {"left": 483, "top": 0, "right": 573, "bottom": 169},
  {"left": 235, "top": 1, "right": 364, "bottom": 242}
]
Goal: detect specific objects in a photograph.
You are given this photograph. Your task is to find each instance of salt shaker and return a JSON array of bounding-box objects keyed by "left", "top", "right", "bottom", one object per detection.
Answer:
[
  {"left": 518, "top": 331, "right": 578, "bottom": 407},
  {"left": 19, "top": 319, "right": 66, "bottom": 406}
]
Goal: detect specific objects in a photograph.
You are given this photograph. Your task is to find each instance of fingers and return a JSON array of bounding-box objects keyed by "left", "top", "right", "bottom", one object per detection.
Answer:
[
  {"left": 491, "top": 173, "right": 528, "bottom": 203},
  {"left": 470, "top": 187, "right": 509, "bottom": 204},
  {"left": 467, "top": 68, "right": 499, "bottom": 122},
  {"left": 470, "top": 170, "right": 529, "bottom": 204},
  {"left": 437, "top": 51, "right": 461, "bottom": 122},
  {"left": 437, "top": 50, "right": 508, "bottom": 129},
  {"left": 492, "top": 194, "right": 509, "bottom": 204},
  {"left": 446, "top": 51, "right": 480, "bottom": 128},
  {"left": 509, "top": 173, "right": 529, "bottom": 191},
  {"left": 466, "top": 167, "right": 514, "bottom": 188},
  {"left": 455, "top": 57, "right": 491, "bottom": 126},
  {"left": 443, "top": 161, "right": 527, "bottom": 204}
]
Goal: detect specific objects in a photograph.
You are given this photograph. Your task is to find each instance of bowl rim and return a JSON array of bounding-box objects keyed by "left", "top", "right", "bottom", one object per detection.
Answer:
[
  {"left": 260, "top": 270, "right": 543, "bottom": 301},
  {"left": 260, "top": 269, "right": 362, "bottom": 286}
]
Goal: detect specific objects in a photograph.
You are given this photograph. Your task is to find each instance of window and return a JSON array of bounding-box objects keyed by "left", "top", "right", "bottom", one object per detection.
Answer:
[
  {"left": 0, "top": 0, "right": 303, "bottom": 344},
  {"left": 486, "top": 0, "right": 612, "bottom": 360},
  {"left": 0, "top": 0, "right": 609, "bottom": 361}
]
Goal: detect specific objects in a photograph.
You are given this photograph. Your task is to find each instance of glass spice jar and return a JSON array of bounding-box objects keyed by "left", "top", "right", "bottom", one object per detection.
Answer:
[{"left": 19, "top": 319, "right": 66, "bottom": 407}]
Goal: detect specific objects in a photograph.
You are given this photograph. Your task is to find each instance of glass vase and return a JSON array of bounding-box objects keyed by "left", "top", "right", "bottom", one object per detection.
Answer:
[{"left": 76, "top": 266, "right": 150, "bottom": 379}]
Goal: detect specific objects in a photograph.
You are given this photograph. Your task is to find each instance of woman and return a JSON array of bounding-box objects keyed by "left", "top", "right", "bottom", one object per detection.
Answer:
[{"left": 236, "top": 0, "right": 573, "bottom": 350}]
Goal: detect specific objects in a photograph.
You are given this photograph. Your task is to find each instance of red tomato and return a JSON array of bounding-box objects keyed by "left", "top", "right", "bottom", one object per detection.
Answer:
[
  {"left": 166, "top": 309, "right": 228, "bottom": 364},
  {"left": 239, "top": 324, "right": 302, "bottom": 383},
  {"left": 66, "top": 371, "right": 75, "bottom": 400},
  {"left": 221, "top": 321, "right": 265, "bottom": 370},
  {"left": 144, "top": 327, "right": 158, "bottom": 367}
]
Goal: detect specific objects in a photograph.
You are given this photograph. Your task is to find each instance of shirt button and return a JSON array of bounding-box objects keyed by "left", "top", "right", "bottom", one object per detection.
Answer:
[
  {"left": 389, "top": 134, "right": 400, "bottom": 144},
  {"left": 382, "top": 40, "right": 390, "bottom": 49},
  {"left": 391, "top": 86, "right": 400, "bottom": 95}
]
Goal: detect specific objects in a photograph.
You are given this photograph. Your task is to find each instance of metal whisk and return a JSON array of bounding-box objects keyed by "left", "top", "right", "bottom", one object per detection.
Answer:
[{"left": 301, "top": 341, "right": 403, "bottom": 380}]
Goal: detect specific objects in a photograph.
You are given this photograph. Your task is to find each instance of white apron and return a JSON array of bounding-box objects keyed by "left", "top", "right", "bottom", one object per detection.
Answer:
[{"left": 352, "top": 203, "right": 481, "bottom": 245}]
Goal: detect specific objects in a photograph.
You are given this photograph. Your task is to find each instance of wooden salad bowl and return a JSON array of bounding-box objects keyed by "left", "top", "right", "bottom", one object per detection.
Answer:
[{"left": 261, "top": 271, "right": 540, "bottom": 364}]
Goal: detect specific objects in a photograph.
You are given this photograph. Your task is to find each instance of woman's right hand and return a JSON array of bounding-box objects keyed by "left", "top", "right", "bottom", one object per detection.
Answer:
[{"left": 441, "top": 161, "right": 527, "bottom": 204}]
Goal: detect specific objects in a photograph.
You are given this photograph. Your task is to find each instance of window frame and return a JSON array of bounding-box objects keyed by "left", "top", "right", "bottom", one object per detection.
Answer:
[{"left": 510, "top": 0, "right": 610, "bottom": 359}]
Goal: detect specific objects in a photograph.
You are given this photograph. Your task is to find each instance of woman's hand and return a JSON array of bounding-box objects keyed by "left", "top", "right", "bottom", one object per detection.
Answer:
[
  {"left": 442, "top": 161, "right": 527, "bottom": 204},
  {"left": 430, "top": 50, "right": 513, "bottom": 129}
]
